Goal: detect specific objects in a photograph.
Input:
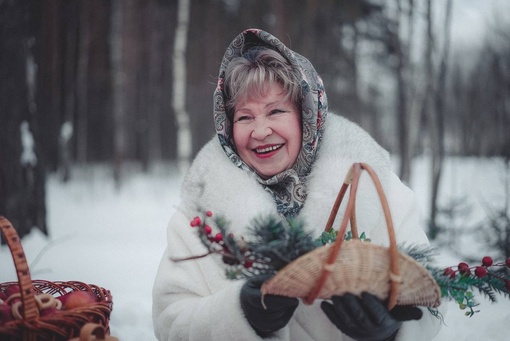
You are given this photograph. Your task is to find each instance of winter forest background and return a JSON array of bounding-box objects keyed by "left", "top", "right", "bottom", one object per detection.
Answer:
[{"left": 1, "top": 0, "right": 510, "bottom": 340}]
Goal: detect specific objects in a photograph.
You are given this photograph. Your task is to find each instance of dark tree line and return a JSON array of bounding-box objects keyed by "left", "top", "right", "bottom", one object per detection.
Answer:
[
  {"left": 0, "top": 0, "right": 47, "bottom": 239},
  {"left": 35, "top": 0, "right": 392, "bottom": 173},
  {"left": 1, "top": 0, "right": 509, "bottom": 239}
]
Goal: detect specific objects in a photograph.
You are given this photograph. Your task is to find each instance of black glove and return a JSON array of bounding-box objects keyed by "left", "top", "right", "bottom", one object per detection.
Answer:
[
  {"left": 240, "top": 275, "right": 299, "bottom": 337},
  {"left": 320, "top": 292, "right": 422, "bottom": 341}
]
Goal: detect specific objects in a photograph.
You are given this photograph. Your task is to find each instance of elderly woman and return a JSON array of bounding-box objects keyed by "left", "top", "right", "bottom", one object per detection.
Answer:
[{"left": 152, "top": 28, "right": 444, "bottom": 341}]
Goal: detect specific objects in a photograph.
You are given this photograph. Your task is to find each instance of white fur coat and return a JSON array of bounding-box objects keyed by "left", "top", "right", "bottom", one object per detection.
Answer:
[{"left": 152, "top": 114, "right": 445, "bottom": 340}]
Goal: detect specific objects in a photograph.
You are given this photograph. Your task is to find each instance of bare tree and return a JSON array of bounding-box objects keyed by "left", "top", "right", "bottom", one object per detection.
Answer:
[
  {"left": 111, "top": 0, "right": 127, "bottom": 186},
  {"left": 75, "top": 1, "right": 91, "bottom": 164},
  {"left": 173, "top": 0, "right": 192, "bottom": 174},
  {"left": 146, "top": 0, "right": 164, "bottom": 166},
  {"left": 427, "top": 0, "right": 453, "bottom": 238},
  {"left": 394, "top": 0, "right": 411, "bottom": 183},
  {"left": 389, "top": 0, "right": 421, "bottom": 184}
]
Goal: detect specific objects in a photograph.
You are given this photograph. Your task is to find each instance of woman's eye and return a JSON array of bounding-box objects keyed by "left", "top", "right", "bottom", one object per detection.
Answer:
[
  {"left": 234, "top": 115, "right": 252, "bottom": 123},
  {"left": 269, "top": 109, "right": 285, "bottom": 115}
]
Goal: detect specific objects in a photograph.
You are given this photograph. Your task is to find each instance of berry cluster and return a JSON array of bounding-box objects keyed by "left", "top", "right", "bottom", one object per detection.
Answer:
[
  {"left": 180, "top": 211, "right": 318, "bottom": 279},
  {"left": 187, "top": 210, "right": 255, "bottom": 272},
  {"left": 438, "top": 256, "right": 510, "bottom": 317},
  {"left": 443, "top": 256, "right": 510, "bottom": 290},
  {"left": 189, "top": 210, "right": 223, "bottom": 243}
]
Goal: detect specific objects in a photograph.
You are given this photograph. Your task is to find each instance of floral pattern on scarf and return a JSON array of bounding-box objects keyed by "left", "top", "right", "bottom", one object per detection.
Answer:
[{"left": 213, "top": 29, "right": 329, "bottom": 218}]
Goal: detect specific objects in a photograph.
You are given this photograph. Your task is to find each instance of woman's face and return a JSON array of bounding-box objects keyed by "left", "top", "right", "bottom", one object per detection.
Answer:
[{"left": 233, "top": 82, "right": 302, "bottom": 179}]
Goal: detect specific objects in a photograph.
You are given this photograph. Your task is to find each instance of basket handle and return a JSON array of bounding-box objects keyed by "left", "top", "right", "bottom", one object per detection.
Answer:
[
  {"left": 304, "top": 163, "right": 401, "bottom": 309},
  {"left": 0, "top": 216, "right": 39, "bottom": 321}
]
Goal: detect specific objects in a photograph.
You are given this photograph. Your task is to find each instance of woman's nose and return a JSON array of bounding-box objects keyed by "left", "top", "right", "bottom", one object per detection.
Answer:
[{"left": 251, "top": 119, "right": 272, "bottom": 140}]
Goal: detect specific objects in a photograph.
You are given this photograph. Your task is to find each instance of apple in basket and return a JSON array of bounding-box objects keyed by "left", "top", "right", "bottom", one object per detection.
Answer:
[
  {"left": 58, "top": 291, "right": 98, "bottom": 310},
  {"left": 4, "top": 285, "right": 21, "bottom": 305},
  {"left": 4, "top": 285, "right": 20, "bottom": 297},
  {"left": 0, "top": 303, "right": 15, "bottom": 324}
]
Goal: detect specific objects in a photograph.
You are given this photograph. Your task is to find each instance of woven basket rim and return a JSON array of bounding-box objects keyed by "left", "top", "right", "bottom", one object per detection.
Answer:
[{"left": 261, "top": 239, "right": 442, "bottom": 307}]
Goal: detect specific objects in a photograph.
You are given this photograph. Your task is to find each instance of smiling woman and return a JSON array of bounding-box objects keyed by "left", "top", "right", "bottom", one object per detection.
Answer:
[
  {"left": 224, "top": 46, "right": 305, "bottom": 181},
  {"left": 232, "top": 82, "right": 302, "bottom": 179},
  {"left": 152, "top": 28, "right": 446, "bottom": 341}
]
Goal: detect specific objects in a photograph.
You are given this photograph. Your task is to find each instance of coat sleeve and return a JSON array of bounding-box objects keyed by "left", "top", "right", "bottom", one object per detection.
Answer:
[{"left": 152, "top": 209, "right": 290, "bottom": 341}]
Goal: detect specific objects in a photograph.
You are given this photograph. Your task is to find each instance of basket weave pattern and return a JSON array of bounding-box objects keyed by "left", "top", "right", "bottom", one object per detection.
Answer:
[
  {"left": 261, "top": 163, "right": 441, "bottom": 309},
  {"left": 0, "top": 216, "right": 113, "bottom": 341}
]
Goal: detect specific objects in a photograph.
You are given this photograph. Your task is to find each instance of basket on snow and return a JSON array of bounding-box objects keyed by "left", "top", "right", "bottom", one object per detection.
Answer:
[
  {"left": 261, "top": 163, "right": 441, "bottom": 309},
  {"left": 0, "top": 216, "right": 113, "bottom": 341}
]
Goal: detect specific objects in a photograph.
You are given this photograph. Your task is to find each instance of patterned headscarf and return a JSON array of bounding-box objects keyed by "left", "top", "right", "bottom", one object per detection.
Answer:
[{"left": 213, "top": 28, "right": 329, "bottom": 218}]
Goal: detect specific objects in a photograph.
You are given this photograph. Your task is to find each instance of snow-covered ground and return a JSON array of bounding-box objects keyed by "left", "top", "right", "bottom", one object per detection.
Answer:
[
  {"left": 408, "top": 156, "right": 510, "bottom": 341},
  {"left": 1, "top": 157, "right": 509, "bottom": 340}
]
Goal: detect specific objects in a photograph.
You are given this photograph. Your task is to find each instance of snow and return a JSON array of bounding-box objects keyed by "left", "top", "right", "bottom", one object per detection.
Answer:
[
  {"left": 20, "top": 121, "right": 37, "bottom": 166},
  {"left": 408, "top": 156, "right": 510, "bottom": 341},
  {"left": 1, "top": 157, "right": 509, "bottom": 340}
]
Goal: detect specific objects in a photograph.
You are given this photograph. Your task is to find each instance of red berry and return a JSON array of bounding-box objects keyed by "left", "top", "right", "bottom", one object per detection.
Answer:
[
  {"left": 190, "top": 216, "right": 201, "bottom": 227},
  {"left": 204, "top": 225, "right": 212, "bottom": 235},
  {"left": 215, "top": 233, "right": 223, "bottom": 242},
  {"left": 444, "top": 268, "right": 456, "bottom": 278},
  {"left": 482, "top": 256, "right": 493, "bottom": 267},
  {"left": 243, "top": 260, "right": 253, "bottom": 268},
  {"left": 206, "top": 210, "right": 213, "bottom": 217},
  {"left": 474, "top": 266, "right": 487, "bottom": 278},
  {"left": 506, "top": 258, "right": 510, "bottom": 268},
  {"left": 506, "top": 280, "right": 510, "bottom": 291},
  {"left": 458, "top": 262, "right": 470, "bottom": 274}
]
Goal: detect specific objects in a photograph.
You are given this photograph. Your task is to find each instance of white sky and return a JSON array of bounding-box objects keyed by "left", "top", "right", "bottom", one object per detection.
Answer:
[{"left": 450, "top": 0, "right": 510, "bottom": 49}]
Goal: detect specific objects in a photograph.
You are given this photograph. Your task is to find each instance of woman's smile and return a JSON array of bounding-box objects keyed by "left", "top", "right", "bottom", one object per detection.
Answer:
[{"left": 254, "top": 144, "right": 284, "bottom": 157}]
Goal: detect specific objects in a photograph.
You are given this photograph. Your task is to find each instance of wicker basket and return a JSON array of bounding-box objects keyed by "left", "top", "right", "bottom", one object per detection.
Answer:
[
  {"left": 261, "top": 163, "right": 441, "bottom": 309},
  {"left": 68, "top": 323, "right": 118, "bottom": 341},
  {"left": 0, "top": 216, "right": 113, "bottom": 341}
]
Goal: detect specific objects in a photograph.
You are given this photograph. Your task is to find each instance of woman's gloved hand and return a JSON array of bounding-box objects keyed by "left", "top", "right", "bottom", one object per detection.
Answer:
[
  {"left": 240, "top": 275, "right": 299, "bottom": 337},
  {"left": 320, "top": 292, "right": 423, "bottom": 341}
]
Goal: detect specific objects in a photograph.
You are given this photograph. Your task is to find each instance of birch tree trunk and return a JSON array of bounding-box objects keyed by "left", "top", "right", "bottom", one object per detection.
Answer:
[{"left": 173, "top": 0, "right": 192, "bottom": 174}]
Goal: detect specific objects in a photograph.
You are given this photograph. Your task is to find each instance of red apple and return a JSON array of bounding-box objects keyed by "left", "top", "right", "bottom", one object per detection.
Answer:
[
  {"left": 61, "top": 291, "right": 97, "bottom": 310},
  {"left": 0, "top": 304, "right": 14, "bottom": 325},
  {"left": 5, "top": 287, "right": 21, "bottom": 306},
  {"left": 5, "top": 285, "right": 20, "bottom": 299}
]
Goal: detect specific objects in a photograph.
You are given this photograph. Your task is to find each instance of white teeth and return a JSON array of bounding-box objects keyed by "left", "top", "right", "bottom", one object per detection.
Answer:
[{"left": 256, "top": 145, "right": 282, "bottom": 153}]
